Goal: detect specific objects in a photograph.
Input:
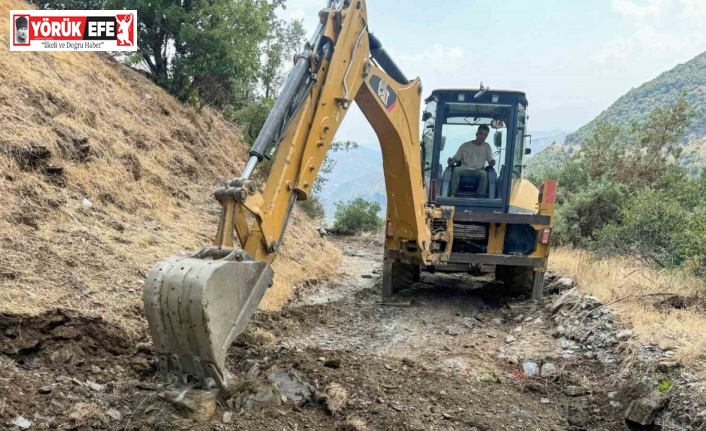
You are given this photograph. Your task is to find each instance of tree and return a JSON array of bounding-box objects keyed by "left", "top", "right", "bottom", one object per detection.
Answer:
[
  {"left": 332, "top": 198, "right": 383, "bottom": 235},
  {"left": 28, "top": 0, "right": 106, "bottom": 9},
  {"left": 260, "top": 19, "right": 305, "bottom": 99},
  {"left": 115, "top": 0, "right": 283, "bottom": 109},
  {"left": 231, "top": 18, "right": 306, "bottom": 145},
  {"left": 537, "top": 97, "right": 706, "bottom": 273}
]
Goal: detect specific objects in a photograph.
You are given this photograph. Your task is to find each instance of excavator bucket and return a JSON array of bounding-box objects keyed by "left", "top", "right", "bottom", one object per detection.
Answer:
[{"left": 143, "top": 250, "right": 273, "bottom": 389}]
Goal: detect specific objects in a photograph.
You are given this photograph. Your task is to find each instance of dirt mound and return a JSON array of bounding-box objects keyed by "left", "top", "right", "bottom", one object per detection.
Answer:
[
  {"left": 0, "top": 310, "right": 156, "bottom": 430},
  {"left": 0, "top": 310, "right": 147, "bottom": 366},
  {"left": 0, "top": 0, "right": 340, "bottom": 336}
]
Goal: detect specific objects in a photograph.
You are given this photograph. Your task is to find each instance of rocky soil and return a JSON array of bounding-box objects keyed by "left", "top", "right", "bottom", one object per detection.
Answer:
[{"left": 0, "top": 236, "right": 702, "bottom": 430}]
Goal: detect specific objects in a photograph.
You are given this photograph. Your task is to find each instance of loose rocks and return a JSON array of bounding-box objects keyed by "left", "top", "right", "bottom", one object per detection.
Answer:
[
  {"left": 550, "top": 288, "right": 579, "bottom": 314},
  {"left": 625, "top": 393, "right": 668, "bottom": 426},
  {"left": 616, "top": 330, "right": 633, "bottom": 341},
  {"left": 523, "top": 361, "right": 539, "bottom": 376},
  {"left": 564, "top": 386, "right": 586, "bottom": 397},
  {"left": 324, "top": 358, "right": 341, "bottom": 369},
  {"left": 540, "top": 362, "right": 559, "bottom": 378},
  {"left": 229, "top": 379, "right": 282, "bottom": 412},
  {"left": 160, "top": 388, "right": 219, "bottom": 422},
  {"left": 266, "top": 369, "right": 314, "bottom": 406}
]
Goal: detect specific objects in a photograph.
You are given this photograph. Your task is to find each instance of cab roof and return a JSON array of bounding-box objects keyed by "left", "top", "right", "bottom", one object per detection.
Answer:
[
  {"left": 431, "top": 88, "right": 526, "bottom": 96},
  {"left": 428, "top": 88, "right": 528, "bottom": 106}
]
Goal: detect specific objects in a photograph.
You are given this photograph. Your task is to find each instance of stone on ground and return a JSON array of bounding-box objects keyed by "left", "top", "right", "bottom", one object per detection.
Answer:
[{"left": 160, "top": 388, "right": 219, "bottom": 421}]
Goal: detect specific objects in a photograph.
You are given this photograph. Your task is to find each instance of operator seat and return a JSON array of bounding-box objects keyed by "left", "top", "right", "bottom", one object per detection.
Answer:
[{"left": 440, "top": 165, "right": 498, "bottom": 198}]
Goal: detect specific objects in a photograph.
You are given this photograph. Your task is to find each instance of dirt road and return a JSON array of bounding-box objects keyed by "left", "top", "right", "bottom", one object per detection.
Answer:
[{"left": 0, "top": 236, "right": 673, "bottom": 430}]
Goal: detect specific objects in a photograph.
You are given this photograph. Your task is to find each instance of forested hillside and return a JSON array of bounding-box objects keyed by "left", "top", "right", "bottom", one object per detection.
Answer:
[
  {"left": 566, "top": 51, "right": 706, "bottom": 174},
  {"left": 527, "top": 97, "right": 706, "bottom": 275}
]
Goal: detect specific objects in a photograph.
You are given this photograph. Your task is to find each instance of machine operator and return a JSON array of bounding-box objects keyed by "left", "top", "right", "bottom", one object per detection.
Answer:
[{"left": 447, "top": 124, "right": 496, "bottom": 197}]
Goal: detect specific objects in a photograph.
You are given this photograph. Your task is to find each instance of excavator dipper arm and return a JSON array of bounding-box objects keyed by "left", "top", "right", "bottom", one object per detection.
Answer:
[{"left": 143, "top": 0, "right": 453, "bottom": 389}]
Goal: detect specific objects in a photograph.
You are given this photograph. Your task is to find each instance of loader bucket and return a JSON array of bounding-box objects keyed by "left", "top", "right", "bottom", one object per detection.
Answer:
[{"left": 143, "top": 250, "right": 273, "bottom": 389}]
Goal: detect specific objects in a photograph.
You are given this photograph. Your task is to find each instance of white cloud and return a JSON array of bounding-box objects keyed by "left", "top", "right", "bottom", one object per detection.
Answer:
[
  {"left": 590, "top": 37, "right": 635, "bottom": 64},
  {"left": 396, "top": 45, "right": 477, "bottom": 93},
  {"left": 611, "top": 0, "right": 667, "bottom": 18},
  {"left": 592, "top": 0, "right": 706, "bottom": 64},
  {"left": 279, "top": 0, "right": 327, "bottom": 22}
]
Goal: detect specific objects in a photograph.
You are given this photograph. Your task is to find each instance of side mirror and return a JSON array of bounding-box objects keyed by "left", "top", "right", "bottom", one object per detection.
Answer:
[
  {"left": 494, "top": 131, "right": 503, "bottom": 148},
  {"left": 524, "top": 134, "right": 532, "bottom": 146},
  {"left": 525, "top": 148, "right": 532, "bottom": 155}
]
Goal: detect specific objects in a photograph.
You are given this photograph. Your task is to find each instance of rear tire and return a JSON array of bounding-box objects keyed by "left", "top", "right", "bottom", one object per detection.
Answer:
[
  {"left": 382, "top": 261, "right": 417, "bottom": 299},
  {"left": 392, "top": 262, "right": 416, "bottom": 292},
  {"left": 495, "top": 265, "right": 533, "bottom": 295},
  {"left": 412, "top": 264, "right": 421, "bottom": 282}
]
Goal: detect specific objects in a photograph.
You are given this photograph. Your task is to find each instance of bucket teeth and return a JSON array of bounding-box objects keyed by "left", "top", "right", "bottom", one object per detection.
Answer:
[{"left": 143, "top": 251, "right": 273, "bottom": 389}]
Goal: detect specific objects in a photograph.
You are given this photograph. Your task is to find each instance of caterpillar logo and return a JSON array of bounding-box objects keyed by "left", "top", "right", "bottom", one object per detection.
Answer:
[
  {"left": 369, "top": 75, "right": 397, "bottom": 112},
  {"left": 377, "top": 78, "right": 390, "bottom": 105}
]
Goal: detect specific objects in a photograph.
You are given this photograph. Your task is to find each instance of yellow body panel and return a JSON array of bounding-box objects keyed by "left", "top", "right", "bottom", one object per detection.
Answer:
[
  {"left": 509, "top": 179, "right": 540, "bottom": 213},
  {"left": 356, "top": 67, "right": 432, "bottom": 262}
]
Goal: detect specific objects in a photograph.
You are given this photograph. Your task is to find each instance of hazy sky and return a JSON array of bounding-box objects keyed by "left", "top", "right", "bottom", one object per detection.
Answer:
[{"left": 279, "top": 0, "right": 706, "bottom": 146}]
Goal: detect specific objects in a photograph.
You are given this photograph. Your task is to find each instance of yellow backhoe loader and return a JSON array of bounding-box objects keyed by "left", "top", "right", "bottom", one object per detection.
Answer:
[{"left": 143, "top": 0, "right": 557, "bottom": 389}]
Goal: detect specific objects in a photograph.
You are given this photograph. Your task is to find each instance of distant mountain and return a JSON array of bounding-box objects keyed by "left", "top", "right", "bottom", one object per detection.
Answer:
[
  {"left": 527, "top": 131, "right": 569, "bottom": 159},
  {"left": 565, "top": 51, "right": 706, "bottom": 175},
  {"left": 531, "top": 130, "right": 570, "bottom": 140},
  {"left": 318, "top": 146, "right": 385, "bottom": 221}
]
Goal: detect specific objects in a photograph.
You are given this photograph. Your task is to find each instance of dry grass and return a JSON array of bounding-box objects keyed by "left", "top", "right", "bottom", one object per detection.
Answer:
[
  {"left": 550, "top": 247, "right": 706, "bottom": 374},
  {"left": 323, "top": 383, "right": 348, "bottom": 416},
  {"left": 68, "top": 402, "right": 106, "bottom": 425},
  {"left": 241, "top": 328, "right": 277, "bottom": 347},
  {"left": 265, "top": 210, "right": 341, "bottom": 310},
  {"left": 341, "top": 416, "right": 369, "bottom": 431},
  {"left": 0, "top": 0, "right": 340, "bottom": 337}
]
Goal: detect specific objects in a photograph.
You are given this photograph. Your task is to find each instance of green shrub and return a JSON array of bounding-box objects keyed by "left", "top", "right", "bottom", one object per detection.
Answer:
[
  {"left": 531, "top": 97, "right": 706, "bottom": 274},
  {"left": 553, "top": 181, "right": 628, "bottom": 246},
  {"left": 595, "top": 190, "right": 687, "bottom": 265},
  {"left": 332, "top": 198, "right": 383, "bottom": 235},
  {"left": 674, "top": 206, "right": 706, "bottom": 274},
  {"left": 589, "top": 167, "right": 706, "bottom": 272}
]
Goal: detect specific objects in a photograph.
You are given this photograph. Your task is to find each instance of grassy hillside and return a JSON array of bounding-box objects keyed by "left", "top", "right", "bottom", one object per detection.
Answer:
[
  {"left": 0, "top": 0, "right": 340, "bottom": 336},
  {"left": 566, "top": 51, "right": 706, "bottom": 175}
]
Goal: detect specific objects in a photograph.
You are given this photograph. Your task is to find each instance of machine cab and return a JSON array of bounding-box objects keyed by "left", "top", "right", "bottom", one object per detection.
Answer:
[{"left": 421, "top": 88, "right": 530, "bottom": 213}]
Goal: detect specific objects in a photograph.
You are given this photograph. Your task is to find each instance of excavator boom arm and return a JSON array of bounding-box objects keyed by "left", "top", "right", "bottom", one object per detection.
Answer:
[
  {"left": 222, "top": 1, "right": 443, "bottom": 265},
  {"left": 143, "top": 0, "right": 453, "bottom": 389}
]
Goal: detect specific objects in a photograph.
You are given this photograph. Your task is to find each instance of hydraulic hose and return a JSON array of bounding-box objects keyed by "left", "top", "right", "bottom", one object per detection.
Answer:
[{"left": 368, "top": 33, "right": 410, "bottom": 85}]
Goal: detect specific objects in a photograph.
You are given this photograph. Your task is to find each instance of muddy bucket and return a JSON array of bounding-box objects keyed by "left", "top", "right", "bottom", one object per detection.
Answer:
[{"left": 143, "top": 249, "right": 273, "bottom": 388}]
